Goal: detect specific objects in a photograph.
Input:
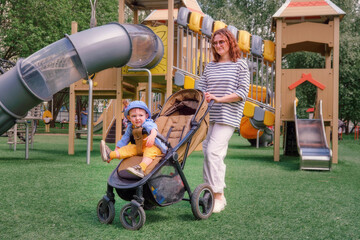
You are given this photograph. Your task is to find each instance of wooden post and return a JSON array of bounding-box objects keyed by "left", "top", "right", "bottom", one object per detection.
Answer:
[
  {"left": 102, "top": 103, "right": 107, "bottom": 141},
  {"left": 115, "top": 68, "right": 123, "bottom": 143},
  {"left": 133, "top": 9, "right": 138, "bottom": 24},
  {"left": 324, "top": 47, "right": 332, "bottom": 147},
  {"left": 274, "top": 19, "right": 282, "bottom": 162},
  {"left": 332, "top": 17, "right": 340, "bottom": 164},
  {"left": 90, "top": 99, "right": 94, "bottom": 151},
  {"left": 135, "top": 84, "right": 140, "bottom": 100},
  {"left": 166, "top": 0, "right": 174, "bottom": 100},
  {"left": 118, "top": 0, "right": 124, "bottom": 23},
  {"left": 68, "top": 21, "right": 78, "bottom": 155}
]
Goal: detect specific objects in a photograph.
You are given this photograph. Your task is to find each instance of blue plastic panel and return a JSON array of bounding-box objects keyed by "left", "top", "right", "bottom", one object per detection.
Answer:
[
  {"left": 201, "top": 15, "right": 214, "bottom": 38},
  {"left": 253, "top": 106, "right": 265, "bottom": 122},
  {"left": 227, "top": 25, "right": 238, "bottom": 40},
  {"left": 174, "top": 71, "right": 185, "bottom": 86},
  {"left": 177, "top": 7, "right": 190, "bottom": 27},
  {"left": 251, "top": 35, "right": 263, "bottom": 57}
]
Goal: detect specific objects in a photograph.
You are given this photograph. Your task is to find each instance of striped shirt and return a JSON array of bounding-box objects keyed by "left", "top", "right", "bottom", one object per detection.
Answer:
[{"left": 198, "top": 59, "right": 250, "bottom": 128}]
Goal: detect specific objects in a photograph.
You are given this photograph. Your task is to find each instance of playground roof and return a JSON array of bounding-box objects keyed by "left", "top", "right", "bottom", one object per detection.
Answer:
[
  {"left": 143, "top": 0, "right": 203, "bottom": 23},
  {"left": 125, "top": 0, "right": 185, "bottom": 11},
  {"left": 272, "top": 0, "right": 345, "bottom": 30}
]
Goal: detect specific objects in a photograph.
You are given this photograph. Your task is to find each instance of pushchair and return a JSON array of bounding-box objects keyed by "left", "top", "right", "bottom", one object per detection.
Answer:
[{"left": 96, "top": 89, "right": 214, "bottom": 230}]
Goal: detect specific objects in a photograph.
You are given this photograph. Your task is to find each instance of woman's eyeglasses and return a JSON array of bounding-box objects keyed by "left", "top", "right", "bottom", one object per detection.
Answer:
[{"left": 212, "top": 40, "right": 226, "bottom": 47}]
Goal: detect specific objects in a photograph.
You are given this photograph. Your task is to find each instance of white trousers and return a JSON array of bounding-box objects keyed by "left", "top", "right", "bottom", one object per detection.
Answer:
[{"left": 202, "top": 122, "right": 235, "bottom": 193}]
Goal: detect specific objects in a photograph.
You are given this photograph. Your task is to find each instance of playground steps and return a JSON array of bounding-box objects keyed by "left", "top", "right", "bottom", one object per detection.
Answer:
[
  {"left": 105, "top": 120, "right": 116, "bottom": 143},
  {"left": 7, "top": 121, "right": 36, "bottom": 150}
]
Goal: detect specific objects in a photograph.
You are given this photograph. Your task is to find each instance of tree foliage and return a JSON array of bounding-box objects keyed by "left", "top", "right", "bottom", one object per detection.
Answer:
[
  {"left": 335, "top": 0, "right": 360, "bottom": 132},
  {"left": 0, "top": 0, "right": 120, "bottom": 128},
  {"left": 198, "top": 0, "right": 284, "bottom": 40},
  {"left": 0, "top": 0, "right": 120, "bottom": 60}
]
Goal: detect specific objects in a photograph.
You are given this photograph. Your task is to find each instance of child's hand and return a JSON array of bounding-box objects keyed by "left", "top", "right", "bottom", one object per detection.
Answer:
[
  {"left": 145, "top": 129, "right": 157, "bottom": 147},
  {"left": 144, "top": 134, "right": 155, "bottom": 147}
]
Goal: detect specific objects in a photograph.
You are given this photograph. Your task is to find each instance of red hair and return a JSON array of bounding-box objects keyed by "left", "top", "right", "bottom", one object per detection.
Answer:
[{"left": 211, "top": 28, "right": 241, "bottom": 62}]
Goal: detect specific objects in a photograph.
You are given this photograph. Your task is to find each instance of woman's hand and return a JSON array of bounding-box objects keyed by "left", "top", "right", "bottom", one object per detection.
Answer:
[
  {"left": 205, "top": 92, "right": 219, "bottom": 103},
  {"left": 205, "top": 92, "right": 242, "bottom": 103}
]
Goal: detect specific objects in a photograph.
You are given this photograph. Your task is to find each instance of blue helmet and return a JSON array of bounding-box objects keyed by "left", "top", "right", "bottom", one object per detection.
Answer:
[{"left": 125, "top": 101, "right": 151, "bottom": 119}]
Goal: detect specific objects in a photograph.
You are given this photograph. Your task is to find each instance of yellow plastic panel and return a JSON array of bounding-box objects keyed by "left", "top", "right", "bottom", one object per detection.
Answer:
[
  {"left": 184, "top": 75, "right": 195, "bottom": 89},
  {"left": 243, "top": 101, "right": 257, "bottom": 118},
  {"left": 213, "top": 21, "right": 227, "bottom": 33},
  {"left": 248, "top": 84, "right": 267, "bottom": 103},
  {"left": 263, "top": 40, "right": 275, "bottom": 63},
  {"left": 264, "top": 110, "right": 275, "bottom": 126},
  {"left": 188, "top": 12, "right": 203, "bottom": 34},
  {"left": 238, "top": 30, "right": 251, "bottom": 53}
]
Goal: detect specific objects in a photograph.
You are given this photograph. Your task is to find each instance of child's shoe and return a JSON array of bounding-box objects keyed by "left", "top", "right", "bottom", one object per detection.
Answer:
[
  {"left": 100, "top": 140, "right": 111, "bottom": 162},
  {"left": 127, "top": 165, "right": 145, "bottom": 178}
]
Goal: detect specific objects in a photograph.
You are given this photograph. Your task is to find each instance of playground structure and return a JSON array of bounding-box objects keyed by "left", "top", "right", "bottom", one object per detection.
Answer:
[
  {"left": 0, "top": 0, "right": 345, "bottom": 167},
  {"left": 0, "top": 21, "right": 165, "bottom": 134},
  {"left": 7, "top": 105, "right": 42, "bottom": 157},
  {"left": 0, "top": 59, "right": 42, "bottom": 158},
  {"left": 67, "top": 0, "right": 277, "bottom": 156},
  {"left": 173, "top": 7, "right": 276, "bottom": 148},
  {"left": 272, "top": 0, "right": 345, "bottom": 165}
]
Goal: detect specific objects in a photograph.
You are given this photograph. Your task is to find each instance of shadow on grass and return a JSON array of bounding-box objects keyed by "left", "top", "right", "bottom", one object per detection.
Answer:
[
  {"left": 228, "top": 143, "right": 254, "bottom": 149},
  {"left": 227, "top": 149, "right": 300, "bottom": 171},
  {"left": 145, "top": 209, "right": 174, "bottom": 223}
]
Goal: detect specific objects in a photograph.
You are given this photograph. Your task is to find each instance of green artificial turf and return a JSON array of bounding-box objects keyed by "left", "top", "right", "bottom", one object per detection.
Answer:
[{"left": 0, "top": 133, "right": 359, "bottom": 239}]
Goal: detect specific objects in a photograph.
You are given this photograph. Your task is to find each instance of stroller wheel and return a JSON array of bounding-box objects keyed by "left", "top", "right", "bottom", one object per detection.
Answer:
[
  {"left": 120, "top": 203, "right": 146, "bottom": 230},
  {"left": 191, "top": 183, "right": 214, "bottom": 220},
  {"left": 97, "top": 198, "right": 115, "bottom": 224}
]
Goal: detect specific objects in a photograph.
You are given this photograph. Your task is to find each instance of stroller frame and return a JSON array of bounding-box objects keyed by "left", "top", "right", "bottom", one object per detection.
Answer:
[{"left": 97, "top": 89, "right": 214, "bottom": 230}]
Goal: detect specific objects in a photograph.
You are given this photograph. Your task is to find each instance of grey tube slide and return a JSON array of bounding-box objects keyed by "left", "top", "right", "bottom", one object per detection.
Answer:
[{"left": 0, "top": 23, "right": 163, "bottom": 135}]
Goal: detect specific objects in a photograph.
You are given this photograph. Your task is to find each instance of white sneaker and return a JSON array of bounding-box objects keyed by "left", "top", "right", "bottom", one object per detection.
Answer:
[{"left": 213, "top": 196, "right": 226, "bottom": 213}]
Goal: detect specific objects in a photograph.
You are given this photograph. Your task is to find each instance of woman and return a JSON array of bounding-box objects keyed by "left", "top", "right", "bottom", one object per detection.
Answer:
[{"left": 198, "top": 28, "right": 250, "bottom": 213}]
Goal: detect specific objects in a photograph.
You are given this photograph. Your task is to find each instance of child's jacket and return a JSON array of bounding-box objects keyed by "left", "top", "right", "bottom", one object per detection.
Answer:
[{"left": 116, "top": 118, "right": 168, "bottom": 153}]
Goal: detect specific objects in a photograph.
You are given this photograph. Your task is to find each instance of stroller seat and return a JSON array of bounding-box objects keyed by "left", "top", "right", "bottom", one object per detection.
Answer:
[
  {"left": 117, "top": 111, "right": 196, "bottom": 180},
  {"left": 116, "top": 91, "right": 207, "bottom": 180}
]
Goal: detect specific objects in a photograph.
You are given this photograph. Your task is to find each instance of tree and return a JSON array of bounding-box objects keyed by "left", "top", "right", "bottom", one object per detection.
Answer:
[
  {"left": 333, "top": 0, "right": 360, "bottom": 132},
  {"left": 0, "top": 0, "right": 120, "bottom": 60},
  {"left": 198, "top": 0, "right": 284, "bottom": 40},
  {"left": 338, "top": 32, "right": 360, "bottom": 132}
]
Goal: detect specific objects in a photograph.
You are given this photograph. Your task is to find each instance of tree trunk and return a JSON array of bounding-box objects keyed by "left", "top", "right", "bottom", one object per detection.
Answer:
[{"left": 49, "top": 89, "right": 69, "bottom": 128}]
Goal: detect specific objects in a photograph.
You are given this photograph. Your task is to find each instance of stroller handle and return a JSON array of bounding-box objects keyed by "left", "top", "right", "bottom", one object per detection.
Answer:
[{"left": 208, "top": 99, "right": 215, "bottom": 108}]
